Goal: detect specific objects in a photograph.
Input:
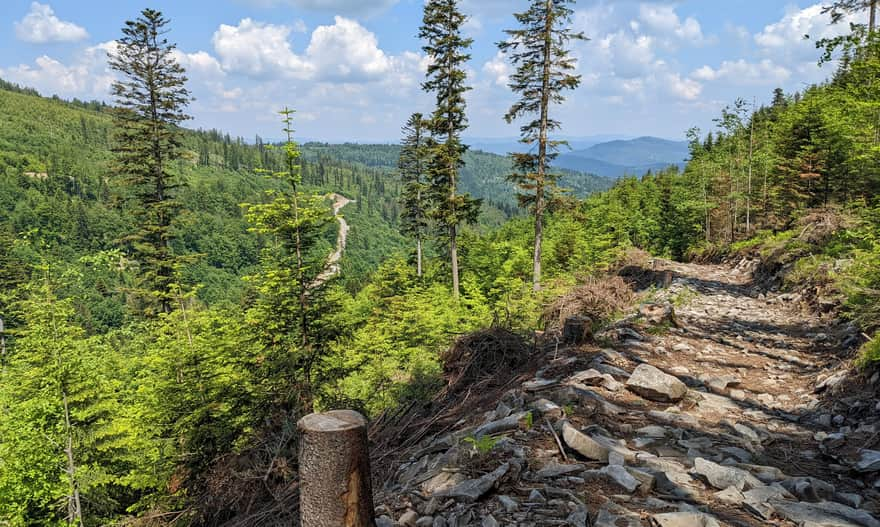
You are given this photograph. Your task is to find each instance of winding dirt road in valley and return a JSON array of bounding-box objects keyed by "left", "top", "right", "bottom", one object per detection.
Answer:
[{"left": 314, "top": 193, "right": 353, "bottom": 286}]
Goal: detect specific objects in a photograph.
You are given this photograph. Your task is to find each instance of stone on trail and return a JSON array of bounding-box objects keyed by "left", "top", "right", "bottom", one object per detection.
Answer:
[
  {"left": 769, "top": 499, "right": 880, "bottom": 527},
  {"left": 854, "top": 449, "right": 880, "bottom": 473},
  {"left": 474, "top": 411, "right": 529, "bottom": 438},
  {"left": 598, "top": 464, "right": 640, "bottom": 493},
  {"left": 626, "top": 364, "right": 688, "bottom": 402},
  {"left": 561, "top": 422, "right": 636, "bottom": 462},
  {"left": 434, "top": 462, "right": 509, "bottom": 503},
  {"left": 713, "top": 486, "right": 745, "bottom": 505},
  {"left": 652, "top": 512, "right": 721, "bottom": 527},
  {"left": 693, "top": 457, "right": 763, "bottom": 491},
  {"left": 534, "top": 459, "right": 585, "bottom": 479}
]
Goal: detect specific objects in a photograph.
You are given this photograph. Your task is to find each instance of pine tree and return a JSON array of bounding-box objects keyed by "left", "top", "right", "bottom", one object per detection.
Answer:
[
  {"left": 420, "top": 0, "right": 481, "bottom": 298},
  {"left": 499, "top": 0, "right": 586, "bottom": 290},
  {"left": 398, "top": 113, "right": 431, "bottom": 277},
  {"left": 243, "top": 109, "right": 333, "bottom": 413},
  {"left": 109, "top": 9, "right": 191, "bottom": 316}
]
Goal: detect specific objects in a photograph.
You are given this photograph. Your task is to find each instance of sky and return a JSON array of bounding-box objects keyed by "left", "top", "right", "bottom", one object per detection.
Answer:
[{"left": 0, "top": 0, "right": 865, "bottom": 142}]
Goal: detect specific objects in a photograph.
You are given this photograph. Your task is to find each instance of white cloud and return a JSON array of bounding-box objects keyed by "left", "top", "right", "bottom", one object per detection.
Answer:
[
  {"left": 482, "top": 51, "right": 511, "bottom": 87},
  {"left": 240, "top": 0, "right": 398, "bottom": 16},
  {"left": 212, "top": 18, "right": 314, "bottom": 79},
  {"left": 691, "top": 59, "right": 791, "bottom": 85},
  {"left": 755, "top": 3, "right": 854, "bottom": 59},
  {"left": 664, "top": 72, "right": 702, "bottom": 100},
  {"left": 306, "top": 17, "right": 391, "bottom": 81},
  {"left": 0, "top": 41, "right": 115, "bottom": 98},
  {"left": 639, "top": 4, "right": 706, "bottom": 45},
  {"left": 14, "top": 2, "right": 88, "bottom": 43}
]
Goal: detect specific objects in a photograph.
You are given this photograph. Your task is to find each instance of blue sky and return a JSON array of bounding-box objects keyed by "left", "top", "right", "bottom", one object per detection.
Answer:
[{"left": 0, "top": 1, "right": 863, "bottom": 142}]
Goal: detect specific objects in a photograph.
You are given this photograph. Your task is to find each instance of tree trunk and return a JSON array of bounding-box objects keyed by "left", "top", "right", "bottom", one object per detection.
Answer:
[
  {"left": 746, "top": 99, "right": 755, "bottom": 233},
  {"left": 450, "top": 225, "right": 459, "bottom": 299},
  {"left": 416, "top": 237, "right": 422, "bottom": 277},
  {"left": 871, "top": 0, "right": 877, "bottom": 32},
  {"left": 533, "top": 0, "right": 553, "bottom": 292},
  {"left": 298, "top": 410, "right": 375, "bottom": 527},
  {"left": 62, "top": 390, "right": 83, "bottom": 527}
]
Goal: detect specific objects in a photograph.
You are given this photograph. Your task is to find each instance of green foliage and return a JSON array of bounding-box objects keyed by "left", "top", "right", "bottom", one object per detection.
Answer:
[
  {"left": 109, "top": 9, "right": 192, "bottom": 315},
  {"left": 499, "top": 0, "right": 588, "bottom": 288},
  {"left": 462, "top": 434, "right": 502, "bottom": 456}
]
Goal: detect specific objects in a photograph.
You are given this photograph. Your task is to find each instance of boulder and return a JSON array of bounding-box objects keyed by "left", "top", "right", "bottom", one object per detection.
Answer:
[
  {"left": 626, "top": 364, "right": 688, "bottom": 402},
  {"left": 652, "top": 512, "right": 721, "bottom": 527},
  {"left": 855, "top": 450, "right": 880, "bottom": 473},
  {"left": 693, "top": 457, "right": 763, "bottom": 491},
  {"left": 434, "top": 463, "right": 509, "bottom": 503},
  {"left": 769, "top": 499, "right": 880, "bottom": 527},
  {"left": 561, "top": 422, "right": 636, "bottom": 462}
]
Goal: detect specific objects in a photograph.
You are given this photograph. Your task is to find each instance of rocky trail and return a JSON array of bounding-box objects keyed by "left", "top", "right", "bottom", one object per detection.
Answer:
[{"left": 372, "top": 260, "right": 880, "bottom": 527}]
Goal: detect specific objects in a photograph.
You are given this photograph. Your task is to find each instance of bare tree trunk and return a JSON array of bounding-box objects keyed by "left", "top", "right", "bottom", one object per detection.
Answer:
[
  {"left": 298, "top": 410, "right": 375, "bottom": 527},
  {"left": 533, "top": 0, "right": 554, "bottom": 292},
  {"left": 746, "top": 98, "right": 755, "bottom": 233},
  {"left": 871, "top": 0, "right": 877, "bottom": 32},
  {"left": 62, "top": 390, "right": 84, "bottom": 527},
  {"left": 416, "top": 238, "right": 422, "bottom": 277}
]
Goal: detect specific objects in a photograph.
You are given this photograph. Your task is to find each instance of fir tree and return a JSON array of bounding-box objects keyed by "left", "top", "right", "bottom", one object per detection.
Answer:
[
  {"left": 499, "top": 0, "right": 586, "bottom": 290},
  {"left": 243, "top": 109, "right": 333, "bottom": 413},
  {"left": 420, "top": 0, "right": 482, "bottom": 298},
  {"left": 398, "top": 113, "right": 431, "bottom": 277},
  {"left": 109, "top": 9, "right": 191, "bottom": 316}
]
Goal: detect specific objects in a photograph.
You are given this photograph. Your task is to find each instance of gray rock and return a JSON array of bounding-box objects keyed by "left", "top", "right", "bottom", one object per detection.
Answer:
[
  {"left": 415, "top": 517, "right": 434, "bottom": 527},
  {"left": 496, "top": 495, "right": 518, "bottom": 512},
  {"left": 626, "top": 364, "right": 688, "bottom": 402},
  {"left": 599, "top": 465, "right": 640, "bottom": 493},
  {"left": 594, "top": 504, "right": 642, "bottom": 527},
  {"left": 693, "top": 457, "right": 763, "bottom": 491},
  {"left": 566, "top": 508, "right": 589, "bottom": 527},
  {"left": 432, "top": 516, "right": 446, "bottom": 527},
  {"left": 769, "top": 499, "right": 880, "bottom": 527},
  {"left": 855, "top": 449, "right": 880, "bottom": 473},
  {"left": 399, "top": 510, "right": 419, "bottom": 527},
  {"left": 733, "top": 423, "right": 761, "bottom": 442},
  {"left": 534, "top": 459, "right": 585, "bottom": 479},
  {"left": 435, "top": 463, "right": 509, "bottom": 503},
  {"left": 713, "top": 486, "right": 745, "bottom": 505},
  {"left": 481, "top": 515, "right": 498, "bottom": 527},
  {"left": 561, "top": 422, "right": 636, "bottom": 462},
  {"left": 780, "top": 477, "right": 836, "bottom": 502},
  {"left": 835, "top": 493, "right": 864, "bottom": 509},
  {"left": 473, "top": 411, "right": 529, "bottom": 438},
  {"left": 527, "top": 489, "right": 545, "bottom": 503},
  {"left": 529, "top": 398, "right": 563, "bottom": 419},
  {"left": 652, "top": 512, "right": 721, "bottom": 527},
  {"left": 376, "top": 515, "right": 395, "bottom": 527}
]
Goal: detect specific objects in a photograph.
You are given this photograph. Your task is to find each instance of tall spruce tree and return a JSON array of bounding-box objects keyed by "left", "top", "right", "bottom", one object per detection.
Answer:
[
  {"left": 244, "top": 109, "right": 333, "bottom": 414},
  {"left": 420, "top": 0, "right": 481, "bottom": 298},
  {"left": 499, "top": 0, "right": 586, "bottom": 290},
  {"left": 398, "top": 113, "right": 431, "bottom": 277},
  {"left": 109, "top": 9, "right": 191, "bottom": 316}
]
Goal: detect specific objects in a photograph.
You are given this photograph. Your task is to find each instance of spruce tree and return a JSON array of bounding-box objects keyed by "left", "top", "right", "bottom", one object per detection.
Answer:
[
  {"left": 109, "top": 9, "right": 191, "bottom": 316},
  {"left": 398, "top": 113, "right": 431, "bottom": 277},
  {"left": 420, "top": 0, "right": 481, "bottom": 298},
  {"left": 499, "top": 0, "right": 586, "bottom": 290},
  {"left": 244, "top": 109, "right": 333, "bottom": 413}
]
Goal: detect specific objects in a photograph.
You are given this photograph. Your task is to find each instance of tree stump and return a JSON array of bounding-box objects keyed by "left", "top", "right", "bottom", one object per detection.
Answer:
[
  {"left": 562, "top": 315, "right": 592, "bottom": 345},
  {"left": 297, "top": 410, "right": 375, "bottom": 527}
]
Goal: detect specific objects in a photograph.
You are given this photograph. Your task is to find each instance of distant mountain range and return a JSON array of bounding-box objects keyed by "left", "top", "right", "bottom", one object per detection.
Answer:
[{"left": 467, "top": 135, "right": 690, "bottom": 179}]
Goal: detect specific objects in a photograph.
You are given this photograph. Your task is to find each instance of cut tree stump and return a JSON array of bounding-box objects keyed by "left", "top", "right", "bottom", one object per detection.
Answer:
[{"left": 297, "top": 410, "right": 375, "bottom": 527}]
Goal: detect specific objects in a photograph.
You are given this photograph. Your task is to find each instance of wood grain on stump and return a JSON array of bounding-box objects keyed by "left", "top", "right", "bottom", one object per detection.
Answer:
[{"left": 297, "top": 410, "right": 375, "bottom": 527}]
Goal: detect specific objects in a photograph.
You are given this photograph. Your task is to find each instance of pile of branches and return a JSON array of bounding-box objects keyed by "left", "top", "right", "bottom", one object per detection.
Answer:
[
  {"left": 369, "top": 328, "right": 534, "bottom": 485},
  {"left": 542, "top": 276, "right": 634, "bottom": 332}
]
